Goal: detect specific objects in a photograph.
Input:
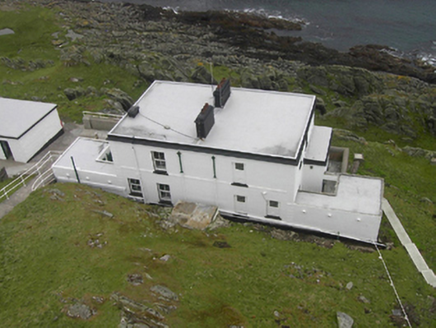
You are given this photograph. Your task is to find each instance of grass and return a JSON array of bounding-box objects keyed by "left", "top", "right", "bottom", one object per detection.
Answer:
[
  {"left": 0, "top": 6, "right": 144, "bottom": 123},
  {"left": 1, "top": 183, "right": 436, "bottom": 327},
  {"left": 329, "top": 136, "right": 436, "bottom": 272},
  {"left": 1, "top": 3, "right": 436, "bottom": 327}
]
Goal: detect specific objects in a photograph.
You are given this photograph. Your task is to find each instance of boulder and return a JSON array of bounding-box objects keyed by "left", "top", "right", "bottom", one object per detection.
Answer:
[
  {"left": 104, "top": 88, "right": 134, "bottom": 111},
  {"left": 150, "top": 285, "right": 179, "bottom": 301},
  {"left": 64, "top": 87, "right": 85, "bottom": 101},
  {"left": 337, "top": 311, "right": 354, "bottom": 328},
  {"left": 66, "top": 303, "right": 95, "bottom": 320}
]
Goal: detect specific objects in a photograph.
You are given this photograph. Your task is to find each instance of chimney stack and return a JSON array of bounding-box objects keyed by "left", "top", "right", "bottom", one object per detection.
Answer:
[
  {"left": 213, "top": 78, "right": 231, "bottom": 108},
  {"left": 195, "top": 103, "right": 215, "bottom": 139}
]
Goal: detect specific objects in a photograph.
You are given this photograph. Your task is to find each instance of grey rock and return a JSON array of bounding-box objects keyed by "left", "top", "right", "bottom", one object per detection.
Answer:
[
  {"left": 92, "top": 209, "right": 114, "bottom": 218},
  {"left": 64, "top": 87, "right": 85, "bottom": 101},
  {"left": 127, "top": 274, "right": 143, "bottom": 286},
  {"left": 150, "top": 285, "right": 179, "bottom": 301},
  {"left": 358, "top": 295, "right": 371, "bottom": 304},
  {"left": 337, "top": 311, "right": 354, "bottom": 328},
  {"left": 159, "top": 254, "right": 171, "bottom": 262},
  {"left": 67, "top": 303, "right": 95, "bottom": 320},
  {"left": 65, "top": 29, "right": 84, "bottom": 41},
  {"left": 0, "top": 28, "right": 14, "bottom": 36},
  {"left": 47, "top": 188, "right": 65, "bottom": 197},
  {"left": 346, "top": 281, "right": 353, "bottom": 290},
  {"left": 105, "top": 88, "right": 133, "bottom": 111}
]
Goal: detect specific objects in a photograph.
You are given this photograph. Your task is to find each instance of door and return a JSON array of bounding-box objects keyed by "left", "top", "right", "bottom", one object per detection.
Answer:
[
  {"left": 266, "top": 200, "right": 280, "bottom": 219},
  {"left": 0, "top": 140, "right": 13, "bottom": 160},
  {"left": 234, "top": 195, "right": 248, "bottom": 214}
]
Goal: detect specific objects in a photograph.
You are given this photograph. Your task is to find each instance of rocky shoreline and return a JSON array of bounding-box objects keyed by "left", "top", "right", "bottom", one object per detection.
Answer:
[{"left": 2, "top": 0, "right": 436, "bottom": 139}]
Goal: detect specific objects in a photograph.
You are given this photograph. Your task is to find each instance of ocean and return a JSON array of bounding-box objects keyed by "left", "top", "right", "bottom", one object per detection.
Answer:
[{"left": 101, "top": 0, "right": 436, "bottom": 66}]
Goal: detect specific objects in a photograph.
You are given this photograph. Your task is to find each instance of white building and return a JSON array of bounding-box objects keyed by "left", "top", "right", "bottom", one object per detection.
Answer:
[
  {"left": 52, "top": 80, "right": 384, "bottom": 243},
  {"left": 0, "top": 98, "right": 63, "bottom": 163}
]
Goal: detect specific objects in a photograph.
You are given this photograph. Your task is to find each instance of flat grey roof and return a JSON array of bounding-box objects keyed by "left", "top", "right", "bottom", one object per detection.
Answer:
[
  {"left": 110, "top": 81, "right": 316, "bottom": 158},
  {"left": 53, "top": 138, "right": 116, "bottom": 174},
  {"left": 304, "top": 126, "right": 332, "bottom": 163},
  {"left": 296, "top": 175, "right": 383, "bottom": 215},
  {"left": 0, "top": 98, "right": 57, "bottom": 139}
]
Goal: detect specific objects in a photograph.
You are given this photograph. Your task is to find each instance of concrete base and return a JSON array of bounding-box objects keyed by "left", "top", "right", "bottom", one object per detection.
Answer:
[
  {"left": 383, "top": 198, "right": 436, "bottom": 288},
  {"left": 169, "top": 201, "right": 218, "bottom": 230}
]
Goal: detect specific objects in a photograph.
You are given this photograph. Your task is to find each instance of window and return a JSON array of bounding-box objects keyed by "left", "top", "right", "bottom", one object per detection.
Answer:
[
  {"left": 269, "top": 200, "right": 279, "bottom": 208},
  {"left": 152, "top": 151, "right": 166, "bottom": 172},
  {"left": 97, "top": 144, "right": 113, "bottom": 163},
  {"left": 157, "top": 183, "right": 171, "bottom": 203},
  {"left": 235, "top": 163, "right": 244, "bottom": 171},
  {"left": 236, "top": 195, "right": 246, "bottom": 203},
  {"left": 128, "top": 178, "right": 142, "bottom": 197}
]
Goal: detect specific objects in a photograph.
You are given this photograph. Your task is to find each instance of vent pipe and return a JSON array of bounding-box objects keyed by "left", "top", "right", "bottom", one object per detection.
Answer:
[
  {"left": 195, "top": 103, "right": 215, "bottom": 139},
  {"left": 213, "top": 78, "right": 231, "bottom": 108},
  {"left": 127, "top": 105, "right": 139, "bottom": 118}
]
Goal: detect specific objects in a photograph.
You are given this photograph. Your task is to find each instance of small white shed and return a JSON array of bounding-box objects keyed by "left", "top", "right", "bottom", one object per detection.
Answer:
[{"left": 0, "top": 98, "right": 63, "bottom": 163}]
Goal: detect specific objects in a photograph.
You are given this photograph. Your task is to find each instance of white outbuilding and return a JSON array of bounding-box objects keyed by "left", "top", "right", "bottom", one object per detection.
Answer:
[
  {"left": 52, "top": 80, "right": 384, "bottom": 243},
  {"left": 0, "top": 98, "right": 63, "bottom": 162}
]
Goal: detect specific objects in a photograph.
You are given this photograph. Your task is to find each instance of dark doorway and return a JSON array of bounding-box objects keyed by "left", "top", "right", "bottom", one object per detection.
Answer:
[{"left": 0, "top": 140, "right": 14, "bottom": 160}]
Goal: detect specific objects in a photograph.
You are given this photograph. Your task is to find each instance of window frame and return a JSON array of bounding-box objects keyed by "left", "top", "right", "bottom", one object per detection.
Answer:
[
  {"left": 128, "top": 178, "right": 143, "bottom": 197},
  {"left": 235, "top": 162, "right": 245, "bottom": 171},
  {"left": 152, "top": 151, "right": 167, "bottom": 173},
  {"left": 157, "top": 183, "right": 172, "bottom": 203}
]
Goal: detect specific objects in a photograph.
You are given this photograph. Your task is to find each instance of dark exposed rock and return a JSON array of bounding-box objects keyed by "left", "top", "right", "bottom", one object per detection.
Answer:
[
  {"left": 213, "top": 241, "right": 231, "bottom": 248},
  {"left": 64, "top": 87, "right": 85, "bottom": 100},
  {"left": 111, "top": 293, "right": 169, "bottom": 328}
]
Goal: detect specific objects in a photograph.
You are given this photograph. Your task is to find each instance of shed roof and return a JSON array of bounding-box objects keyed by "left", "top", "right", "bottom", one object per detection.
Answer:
[
  {"left": 109, "top": 81, "right": 316, "bottom": 159},
  {"left": 0, "top": 98, "right": 57, "bottom": 139}
]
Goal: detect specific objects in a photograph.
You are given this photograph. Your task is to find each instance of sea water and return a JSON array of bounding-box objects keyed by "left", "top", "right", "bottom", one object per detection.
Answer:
[{"left": 100, "top": 0, "right": 436, "bottom": 65}]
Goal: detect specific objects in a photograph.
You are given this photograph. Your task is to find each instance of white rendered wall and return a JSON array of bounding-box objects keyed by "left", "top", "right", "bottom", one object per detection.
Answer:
[
  {"left": 53, "top": 164, "right": 126, "bottom": 196},
  {"left": 5, "top": 110, "right": 62, "bottom": 162},
  {"left": 108, "top": 140, "right": 299, "bottom": 218},
  {"left": 301, "top": 163, "right": 327, "bottom": 192}
]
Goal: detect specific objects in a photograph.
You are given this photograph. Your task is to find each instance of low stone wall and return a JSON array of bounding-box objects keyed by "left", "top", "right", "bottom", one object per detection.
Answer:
[{"left": 83, "top": 115, "right": 120, "bottom": 131}]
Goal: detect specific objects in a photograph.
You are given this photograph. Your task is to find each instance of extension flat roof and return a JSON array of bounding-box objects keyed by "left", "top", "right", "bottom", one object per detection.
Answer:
[
  {"left": 109, "top": 80, "right": 316, "bottom": 158},
  {"left": 0, "top": 98, "right": 57, "bottom": 139},
  {"left": 53, "top": 137, "right": 117, "bottom": 174},
  {"left": 304, "top": 126, "right": 332, "bottom": 163},
  {"left": 296, "top": 175, "right": 384, "bottom": 215}
]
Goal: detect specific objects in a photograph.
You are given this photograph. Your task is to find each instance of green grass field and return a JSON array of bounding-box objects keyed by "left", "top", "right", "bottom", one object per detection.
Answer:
[
  {"left": 0, "top": 6, "right": 144, "bottom": 123},
  {"left": 1, "top": 183, "right": 435, "bottom": 327},
  {"left": 1, "top": 4, "right": 436, "bottom": 327}
]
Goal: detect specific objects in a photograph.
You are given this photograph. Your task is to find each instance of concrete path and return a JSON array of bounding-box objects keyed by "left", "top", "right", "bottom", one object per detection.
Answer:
[
  {"left": 382, "top": 198, "right": 436, "bottom": 288},
  {"left": 0, "top": 178, "right": 36, "bottom": 219},
  {"left": 0, "top": 123, "right": 108, "bottom": 220}
]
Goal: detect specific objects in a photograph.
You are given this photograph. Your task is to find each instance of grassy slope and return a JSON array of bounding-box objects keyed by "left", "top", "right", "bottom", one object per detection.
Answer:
[
  {"left": 1, "top": 183, "right": 436, "bottom": 327},
  {"left": 1, "top": 4, "right": 436, "bottom": 327},
  {"left": 0, "top": 6, "right": 144, "bottom": 122}
]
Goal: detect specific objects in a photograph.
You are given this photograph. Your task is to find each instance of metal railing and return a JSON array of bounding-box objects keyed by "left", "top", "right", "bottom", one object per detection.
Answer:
[
  {"left": 0, "top": 151, "right": 62, "bottom": 201},
  {"left": 82, "top": 111, "right": 123, "bottom": 119}
]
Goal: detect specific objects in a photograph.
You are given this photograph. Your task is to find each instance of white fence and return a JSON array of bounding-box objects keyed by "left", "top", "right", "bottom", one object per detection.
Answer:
[{"left": 0, "top": 151, "right": 61, "bottom": 202}]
